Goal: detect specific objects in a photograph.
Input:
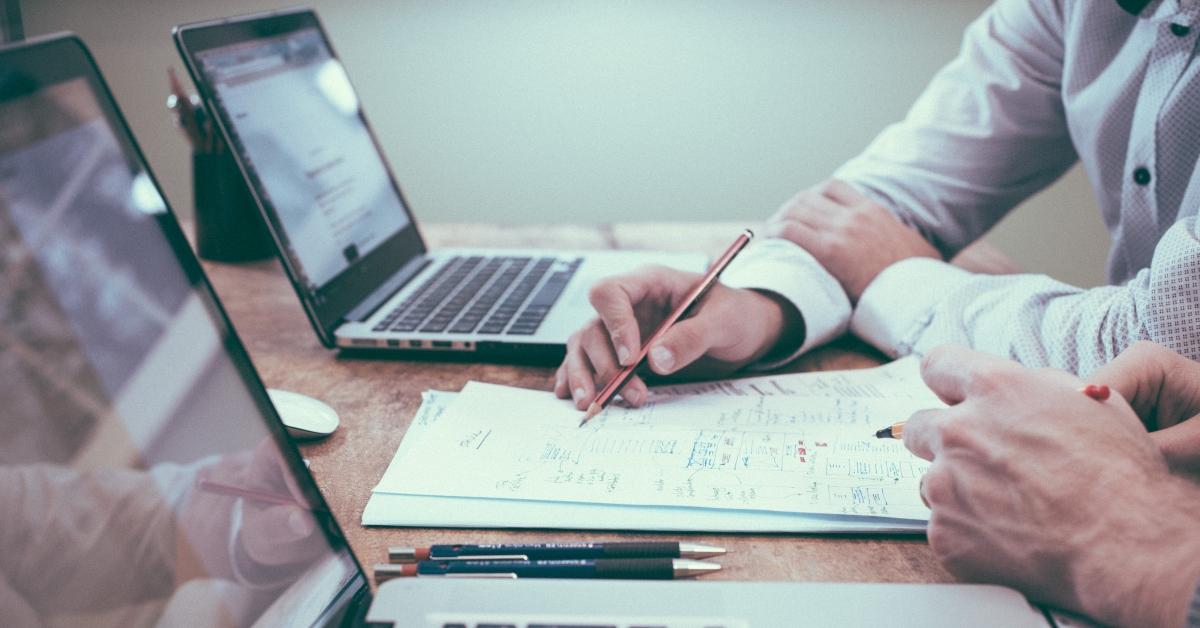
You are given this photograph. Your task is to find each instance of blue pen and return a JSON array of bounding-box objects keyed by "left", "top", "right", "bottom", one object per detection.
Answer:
[{"left": 373, "top": 558, "right": 720, "bottom": 581}]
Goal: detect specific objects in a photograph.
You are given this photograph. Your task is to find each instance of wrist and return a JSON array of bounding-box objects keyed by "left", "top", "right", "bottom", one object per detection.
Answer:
[
  {"left": 1078, "top": 476, "right": 1200, "bottom": 627},
  {"left": 746, "top": 288, "right": 805, "bottom": 365}
]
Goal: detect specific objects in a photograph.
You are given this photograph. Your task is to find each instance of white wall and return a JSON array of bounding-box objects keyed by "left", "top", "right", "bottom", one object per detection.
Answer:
[{"left": 24, "top": 0, "right": 1111, "bottom": 286}]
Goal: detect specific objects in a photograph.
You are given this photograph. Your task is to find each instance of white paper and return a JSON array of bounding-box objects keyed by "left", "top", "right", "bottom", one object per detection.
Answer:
[{"left": 374, "top": 360, "right": 939, "bottom": 522}]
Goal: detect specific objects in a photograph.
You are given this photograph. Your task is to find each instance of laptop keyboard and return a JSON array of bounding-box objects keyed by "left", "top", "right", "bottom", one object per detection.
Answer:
[{"left": 371, "top": 255, "right": 582, "bottom": 336}]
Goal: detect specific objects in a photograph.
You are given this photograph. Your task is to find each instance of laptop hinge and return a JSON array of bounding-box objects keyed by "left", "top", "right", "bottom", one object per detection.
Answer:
[{"left": 344, "top": 256, "right": 431, "bottom": 323}]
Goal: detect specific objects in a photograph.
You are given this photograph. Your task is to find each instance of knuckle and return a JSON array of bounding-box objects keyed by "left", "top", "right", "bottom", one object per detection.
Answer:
[{"left": 921, "top": 467, "right": 954, "bottom": 506}]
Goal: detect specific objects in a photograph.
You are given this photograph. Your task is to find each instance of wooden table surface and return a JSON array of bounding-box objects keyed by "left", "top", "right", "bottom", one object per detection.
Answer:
[{"left": 200, "top": 223, "right": 1017, "bottom": 586}]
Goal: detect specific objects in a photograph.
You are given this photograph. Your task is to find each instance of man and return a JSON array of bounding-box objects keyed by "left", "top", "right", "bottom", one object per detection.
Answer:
[
  {"left": 554, "top": 0, "right": 1200, "bottom": 408},
  {"left": 902, "top": 341, "right": 1200, "bottom": 628}
]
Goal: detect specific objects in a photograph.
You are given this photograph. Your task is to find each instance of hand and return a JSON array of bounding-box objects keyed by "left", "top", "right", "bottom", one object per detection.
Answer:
[
  {"left": 1088, "top": 341, "right": 1200, "bottom": 474},
  {"left": 903, "top": 345, "right": 1200, "bottom": 628},
  {"left": 554, "top": 265, "right": 802, "bottom": 409},
  {"left": 764, "top": 179, "right": 939, "bottom": 302}
]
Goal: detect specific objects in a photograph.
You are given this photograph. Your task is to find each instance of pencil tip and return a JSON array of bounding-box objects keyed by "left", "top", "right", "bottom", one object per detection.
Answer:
[
  {"left": 874, "top": 426, "right": 893, "bottom": 439},
  {"left": 578, "top": 403, "right": 601, "bottom": 427}
]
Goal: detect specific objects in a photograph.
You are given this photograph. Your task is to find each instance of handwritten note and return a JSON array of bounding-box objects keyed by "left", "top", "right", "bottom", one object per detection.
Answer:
[{"left": 376, "top": 361, "right": 940, "bottom": 520}]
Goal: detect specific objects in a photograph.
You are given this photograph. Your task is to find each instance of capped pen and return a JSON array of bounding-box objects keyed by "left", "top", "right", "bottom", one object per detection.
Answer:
[
  {"left": 389, "top": 541, "right": 726, "bottom": 562},
  {"left": 373, "top": 558, "right": 720, "bottom": 581}
]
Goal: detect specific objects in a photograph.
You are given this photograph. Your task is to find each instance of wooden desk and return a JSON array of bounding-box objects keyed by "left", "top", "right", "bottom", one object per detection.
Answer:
[{"left": 201, "top": 223, "right": 1016, "bottom": 585}]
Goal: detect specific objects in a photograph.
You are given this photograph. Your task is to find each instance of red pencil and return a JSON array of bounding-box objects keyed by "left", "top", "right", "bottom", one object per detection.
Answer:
[
  {"left": 579, "top": 229, "right": 754, "bottom": 427},
  {"left": 196, "top": 478, "right": 310, "bottom": 509}
]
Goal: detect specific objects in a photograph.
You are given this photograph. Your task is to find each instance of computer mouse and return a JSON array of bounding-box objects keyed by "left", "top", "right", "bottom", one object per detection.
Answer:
[{"left": 267, "top": 389, "right": 340, "bottom": 439}]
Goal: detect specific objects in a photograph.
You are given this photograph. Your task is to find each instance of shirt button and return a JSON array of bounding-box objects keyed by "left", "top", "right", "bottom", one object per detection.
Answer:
[
  {"left": 1133, "top": 167, "right": 1152, "bottom": 186},
  {"left": 1170, "top": 23, "right": 1191, "bottom": 37}
]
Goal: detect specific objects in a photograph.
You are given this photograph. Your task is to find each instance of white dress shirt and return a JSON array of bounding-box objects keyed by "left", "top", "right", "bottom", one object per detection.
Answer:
[{"left": 724, "top": 0, "right": 1200, "bottom": 375}]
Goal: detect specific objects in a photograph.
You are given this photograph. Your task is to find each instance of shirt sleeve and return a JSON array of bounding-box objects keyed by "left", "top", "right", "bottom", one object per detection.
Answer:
[
  {"left": 834, "top": 0, "right": 1078, "bottom": 258},
  {"left": 719, "top": 237, "right": 851, "bottom": 369},
  {"left": 850, "top": 217, "right": 1200, "bottom": 375}
]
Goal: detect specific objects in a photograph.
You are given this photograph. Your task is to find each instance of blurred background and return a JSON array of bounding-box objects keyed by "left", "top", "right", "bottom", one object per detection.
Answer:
[{"left": 20, "top": 0, "right": 1109, "bottom": 286}]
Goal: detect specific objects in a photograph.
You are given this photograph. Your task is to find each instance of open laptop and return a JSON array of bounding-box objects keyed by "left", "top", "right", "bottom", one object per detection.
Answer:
[
  {"left": 173, "top": 8, "right": 706, "bottom": 360},
  {"left": 0, "top": 32, "right": 1059, "bottom": 628}
]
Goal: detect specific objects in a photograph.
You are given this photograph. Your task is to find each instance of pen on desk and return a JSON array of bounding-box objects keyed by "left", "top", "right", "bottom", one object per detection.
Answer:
[
  {"left": 388, "top": 541, "right": 726, "bottom": 562},
  {"left": 372, "top": 558, "right": 721, "bottom": 581},
  {"left": 195, "top": 478, "right": 310, "bottom": 510},
  {"left": 579, "top": 229, "right": 755, "bottom": 427},
  {"left": 874, "top": 384, "right": 1113, "bottom": 439}
]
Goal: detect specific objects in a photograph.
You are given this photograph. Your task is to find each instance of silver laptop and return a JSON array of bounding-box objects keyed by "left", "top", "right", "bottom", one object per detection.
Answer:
[{"left": 173, "top": 8, "right": 705, "bottom": 360}]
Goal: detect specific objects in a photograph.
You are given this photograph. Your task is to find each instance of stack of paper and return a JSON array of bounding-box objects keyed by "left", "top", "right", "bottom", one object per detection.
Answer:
[{"left": 364, "top": 358, "right": 942, "bottom": 533}]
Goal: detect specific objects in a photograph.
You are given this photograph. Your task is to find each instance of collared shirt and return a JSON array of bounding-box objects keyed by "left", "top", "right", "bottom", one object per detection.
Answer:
[{"left": 723, "top": 0, "right": 1200, "bottom": 377}]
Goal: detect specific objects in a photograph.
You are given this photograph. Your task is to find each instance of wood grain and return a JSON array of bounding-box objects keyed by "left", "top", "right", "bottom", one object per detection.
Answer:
[{"left": 199, "top": 223, "right": 1017, "bottom": 586}]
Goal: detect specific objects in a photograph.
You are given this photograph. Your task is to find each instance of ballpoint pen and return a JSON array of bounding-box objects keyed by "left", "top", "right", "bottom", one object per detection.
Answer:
[
  {"left": 388, "top": 541, "right": 726, "bottom": 562},
  {"left": 580, "top": 229, "right": 754, "bottom": 427},
  {"left": 373, "top": 558, "right": 721, "bottom": 581}
]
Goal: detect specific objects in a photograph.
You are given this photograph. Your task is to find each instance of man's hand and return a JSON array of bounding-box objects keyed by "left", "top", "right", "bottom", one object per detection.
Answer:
[
  {"left": 554, "top": 265, "right": 801, "bottom": 409},
  {"left": 903, "top": 345, "right": 1200, "bottom": 628},
  {"left": 765, "top": 179, "right": 939, "bottom": 302},
  {"left": 1089, "top": 341, "right": 1200, "bottom": 475}
]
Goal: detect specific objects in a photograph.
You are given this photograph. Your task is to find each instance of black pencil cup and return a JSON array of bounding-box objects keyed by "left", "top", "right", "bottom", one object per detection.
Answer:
[{"left": 193, "top": 148, "right": 274, "bottom": 263}]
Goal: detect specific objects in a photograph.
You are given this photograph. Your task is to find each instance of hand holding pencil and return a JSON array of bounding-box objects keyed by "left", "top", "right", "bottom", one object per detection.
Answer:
[{"left": 555, "top": 231, "right": 804, "bottom": 417}]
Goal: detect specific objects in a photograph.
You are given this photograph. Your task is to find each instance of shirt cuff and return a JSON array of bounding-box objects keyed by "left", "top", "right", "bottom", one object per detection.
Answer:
[
  {"left": 851, "top": 257, "right": 974, "bottom": 357},
  {"left": 719, "top": 237, "right": 852, "bottom": 369}
]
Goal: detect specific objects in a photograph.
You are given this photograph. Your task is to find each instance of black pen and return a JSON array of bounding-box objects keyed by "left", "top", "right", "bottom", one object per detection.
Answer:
[
  {"left": 373, "top": 558, "right": 720, "bottom": 581},
  {"left": 389, "top": 541, "right": 726, "bottom": 562}
]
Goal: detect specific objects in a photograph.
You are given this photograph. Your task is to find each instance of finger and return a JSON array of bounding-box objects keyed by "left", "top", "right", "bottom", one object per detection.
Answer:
[
  {"left": 554, "top": 365, "right": 569, "bottom": 398},
  {"left": 618, "top": 376, "right": 649, "bottom": 407},
  {"left": 1090, "top": 341, "right": 1200, "bottom": 429},
  {"left": 763, "top": 220, "right": 826, "bottom": 255},
  {"left": 579, "top": 323, "right": 625, "bottom": 392},
  {"left": 902, "top": 408, "right": 953, "bottom": 461},
  {"left": 918, "top": 344, "right": 1016, "bottom": 405},
  {"left": 818, "top": 179, "right": 868, "bottom": 206},
  {"left": 588, "top": 275, "right": 655, "bottom": 366},
  {"left": 646, "top": 317, "right": 720, "bottom": 376},
  {"left": 563, "top": 333, "right": 598, "bottom": 409},
  {"left": 1150, "top": 413, "right": 1200, "bottom": 475}
]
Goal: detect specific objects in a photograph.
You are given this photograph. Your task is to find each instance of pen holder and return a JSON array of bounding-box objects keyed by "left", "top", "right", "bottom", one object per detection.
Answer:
[{"left": 192, "top": 147, "right": 274, "bottom": 263}]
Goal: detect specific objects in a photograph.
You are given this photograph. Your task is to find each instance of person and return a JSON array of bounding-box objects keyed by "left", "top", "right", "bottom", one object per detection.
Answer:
[
  {"left": 554, "top": 0, "right": 1200, "bottom": 409},
  {"left": 901, "top": 341, "right": 1200, "bottom": 628}
]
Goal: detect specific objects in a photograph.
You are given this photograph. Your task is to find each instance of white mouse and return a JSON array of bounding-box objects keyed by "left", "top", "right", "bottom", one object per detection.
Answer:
[{"left": 267, "top": 389, "right": 340, "bottom": 439}]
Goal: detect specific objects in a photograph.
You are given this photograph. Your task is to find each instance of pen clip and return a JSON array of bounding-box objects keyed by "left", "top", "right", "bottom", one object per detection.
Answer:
[
  {"left": 439, "top": 572, "right": 519, "bottom": 579},
  {"left": 430, "top": 554, "right": 529, "bottom": 561}
]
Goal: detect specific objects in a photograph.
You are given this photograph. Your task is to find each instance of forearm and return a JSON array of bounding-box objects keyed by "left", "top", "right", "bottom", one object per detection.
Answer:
[
  {"left": 835, "top": 0, "right": 1075, "bottom": 257},
  {"left": 852, "top": 218, "right": 1200, "bottom": 375}
]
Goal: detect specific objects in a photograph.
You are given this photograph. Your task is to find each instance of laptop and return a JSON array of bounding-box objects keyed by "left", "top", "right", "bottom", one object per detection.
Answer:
[
  {"left": 172, "top": 8, "right": 706, "bottom": 361},
  {"left": 0, "top": 33, "right": 1058, "bottom": 628}
]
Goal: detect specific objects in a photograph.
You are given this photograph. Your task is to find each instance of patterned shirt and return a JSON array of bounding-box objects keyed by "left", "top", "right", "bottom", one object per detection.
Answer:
[{"left": 723, "top": 0, "right": 1200, "bottom": 378}]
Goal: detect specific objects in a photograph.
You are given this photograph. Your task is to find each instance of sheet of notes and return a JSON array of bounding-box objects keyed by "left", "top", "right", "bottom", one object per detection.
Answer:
[{"left": 376, "top": 360, "right": 941, "bottom": 521}]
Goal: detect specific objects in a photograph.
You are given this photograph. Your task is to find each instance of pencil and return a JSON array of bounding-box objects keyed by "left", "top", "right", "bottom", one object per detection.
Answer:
[
  {"left": 579, "top": 229, "right": 754, "bottom": 427},
  {"left": 873, "top": 384, "right": 1112, "bottom": 439},
  {"left": 196, "top": 478, "right": 310, "bottom": 509}
]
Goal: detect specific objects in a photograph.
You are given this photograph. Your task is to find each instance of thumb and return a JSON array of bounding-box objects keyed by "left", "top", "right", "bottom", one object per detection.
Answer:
[
  {"left": 1151, "top": 413, "right": 1200, "bottom": 475},
  {"left": 647, "top": 317, "right": 718, "bottom": 375}
]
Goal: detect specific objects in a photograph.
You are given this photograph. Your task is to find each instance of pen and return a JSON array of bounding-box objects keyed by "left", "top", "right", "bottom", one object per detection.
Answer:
[
  {"left": 372, "top": 558, "right": 721, "bottom": 581},
  {"left": 388, "top": 541, "right": 726, "bottom": 562},
  {"left": 580, "top": 229, "right": 755, "bottom": 427},
  {"left": 195, "top": 478, "right": 311, "bottom": 510},
  {"left": 874, "top": 384, "right": 1113, "bottom": 439}
]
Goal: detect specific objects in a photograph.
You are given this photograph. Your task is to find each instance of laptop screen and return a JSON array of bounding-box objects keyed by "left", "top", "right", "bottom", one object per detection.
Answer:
[
  {"left": 0, "top": 35, "right": 365, "bottom": 627},
  {"left": 194, "top": 27, "right": 411, "bottom": 290},
  {"left": 179, "top": 12, "right": 427, "bottom": 340}
]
